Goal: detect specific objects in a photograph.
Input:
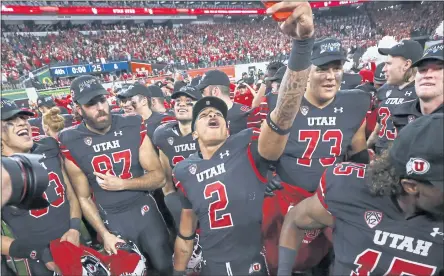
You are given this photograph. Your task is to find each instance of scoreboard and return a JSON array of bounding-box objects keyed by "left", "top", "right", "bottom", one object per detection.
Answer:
[{"left": 50, "top": 61, "right": 129, "bottom": 77}]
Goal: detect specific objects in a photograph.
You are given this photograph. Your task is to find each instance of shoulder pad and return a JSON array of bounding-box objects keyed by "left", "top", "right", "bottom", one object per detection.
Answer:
[
  {"left": 116, "top": 113, "right": 143, "bottom": 127},
  {"left": 35, "top": 135, "right": 59, "bottom": 148},
  {"left": 58, "top": 123, "right": 80, "bottom": 144}
]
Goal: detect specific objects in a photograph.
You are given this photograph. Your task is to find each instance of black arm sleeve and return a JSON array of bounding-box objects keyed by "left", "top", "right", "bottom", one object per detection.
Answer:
[{"left": 249, "top": 141, "right": 275, "bottom": 179}]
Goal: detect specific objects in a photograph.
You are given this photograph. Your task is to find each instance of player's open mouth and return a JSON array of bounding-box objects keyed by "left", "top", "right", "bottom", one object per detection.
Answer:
[
  {"left": 208, "top": 118, "right": 220, "bottom": 128},
  {"left": 323, "top": 84, "right": 335, "bottom": 88},
  {"left": 16, "top": 129, "right": 30, "bottom": 138},
  {"left": 178, "top": 108, "right": 188, "bottom": 114}
]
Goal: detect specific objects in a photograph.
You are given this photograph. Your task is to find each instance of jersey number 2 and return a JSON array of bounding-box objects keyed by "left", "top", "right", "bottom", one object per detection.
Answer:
[
  {"left": 352, "top": 249, "right": 436, "bottom": 276},
  {"left": 378, "top": 107, "right": 396, "bottom": 140},
  {"left": 297, "top": 129, "right": 343, "bottom": 167},
  {"left": 204, "top": 181, "right": 234, "bottom": 229},
  {"left": 30, "top": 172, "right": 65, "bottom": 218},
  {"left": 91, "top": 149, "right": 132, "bottom": 179}
]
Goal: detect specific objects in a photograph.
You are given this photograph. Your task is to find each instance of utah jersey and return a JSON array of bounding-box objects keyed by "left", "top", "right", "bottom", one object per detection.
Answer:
[
  {"left": 277, "top": 90, "right": 370, "bottom": 192},
  {"left": 227, "top": 103, "right": 262, "bottom": 135},
  {"left": 2, "top": 136, "right": 70, "bottom": 242},
  {"left": 59, "top": 114, "right": 147, "bottom": 211},
  {"left": 317, "top": 163, "right": 443, "bottom": 275},
  {"left": 144, "top": 112, "right": 176, "bottom": 140},
  {"left": 392, "top": 99, "right": 444, "bottom": 133},
  {"left": 153, "top": 122, "right": 197, "bottom": 168},
  {"left": 375, "top": 82, "right": 417, "bottom": 151},
  {"left": 173, "top": 128, "right": 268, "bottom": 262}
]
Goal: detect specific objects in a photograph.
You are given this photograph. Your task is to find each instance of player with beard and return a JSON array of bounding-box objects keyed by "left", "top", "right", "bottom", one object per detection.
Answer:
[
  {"left": 172, "top": 2, "right": 315, "bottom": 274},
  {"left": 262, "top": 37, "right": 370, "bottom": 275},
  {"left": 367, "top": 40, "right": 423, "bottom": 154},
  {"left": 197, "top": 70, "right": 262, "bottom": 135},
  {"left": 278, "top": 113, "right": 444, "bottom": 275},
  {"left": 392, "top": 41, "right": 443, "bottom": 132},
  {"left": 1, "top": 98, "right": 81, "bottom": 275},
  {"left": 123, "top": 83, "right": 175, "bottom": 140},
  {"left": 58, "top": 76, "right": 173, "bottom": 275},
  {"left": 153, "top": 85, "right": 203, "bottom": 273}
]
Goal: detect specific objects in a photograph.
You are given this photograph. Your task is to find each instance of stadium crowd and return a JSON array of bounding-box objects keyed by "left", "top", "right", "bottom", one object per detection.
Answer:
[{"left": 1, "top": 1, "right": 442, "bottom": 89}]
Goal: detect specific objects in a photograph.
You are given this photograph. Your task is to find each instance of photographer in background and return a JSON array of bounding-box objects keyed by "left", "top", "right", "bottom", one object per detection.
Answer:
[{"left": 1, "top": 98, "right": 82, "bottom": 275}]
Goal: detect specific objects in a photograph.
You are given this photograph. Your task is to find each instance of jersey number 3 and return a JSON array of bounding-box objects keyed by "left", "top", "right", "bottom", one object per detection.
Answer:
[
  {"left": 30, "top": 172, "right": 65, "bottom": 218},
  {"left": 378, "top": 107, "right": 396, "bottom": 140},
  {"left": 204, "top": 181, "right": 234, "bottom": 229},
  {"left": 352, "top": 249, "right": 436, "bottom": 276},
  {"left": 91, "top": 149, "right": 132, "bottom": 179},
  {"left": 297, "top": 129, "right": 343, "bottom": 167}
]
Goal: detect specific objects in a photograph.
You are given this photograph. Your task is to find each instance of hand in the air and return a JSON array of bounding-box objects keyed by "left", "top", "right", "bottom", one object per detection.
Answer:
[
  {"left": 94, "top": 170, "right": 125, "bottom": 191},
  {"left": 60, "top": 229, "right": 80, "bottom": 247},
  {"left": 265, "top": 171, "right": 284, "bottom": 197},
  {"left": 266, "top": 0, "right": 314, "bottom": 40},
  {"left": 102, "top": 232, "right": 126, "bottom": 255}
]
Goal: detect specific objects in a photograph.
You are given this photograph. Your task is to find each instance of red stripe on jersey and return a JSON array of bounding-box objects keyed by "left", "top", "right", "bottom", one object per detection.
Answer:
[
  {"left": 140, "top": 123, "right": 147, "bottom": 146},
  {"left": 316, "top": 169, "right": 329, "bottom": 210},
  {"left": 247, "top": 144, "right": 267, "bottom": 183},
  {"left": 173, "top": 176, "right": 187, "bottom": 197},
  {"left": 247, "top": 107, "right": 264, "bottom": 129},
  {"left": 31, "top": 126, "right": 41, "bottom": 137},
  {"left": 60, "top": 145, "right": 80, "bottom": 168},
  {"left": 161, "top": 116, "right": 176, "bottom": 124}
]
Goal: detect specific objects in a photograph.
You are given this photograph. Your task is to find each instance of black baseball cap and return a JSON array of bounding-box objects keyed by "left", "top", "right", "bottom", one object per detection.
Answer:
[
  {"left": 173, "top": 81, "right": 188, "bottom": 93},
  {"left": 378, "top": 40, "right": 423, "bottom": 64},
  {"left": 171, "top": 86, "right": 202, "bottom": 101},
  {"left": 196, "top": 70, "right": 231, "bottom": 91},
  {"left": 154, "top": 81, "right": 166, "bottom": 88},
  {"left": 374, "top": 62, "right": 387, "bottom": 84},
  {"left": 311, "top": 38, "right": 347, "bottom": 66},
  {"left": 37, "top": 95, "right": 55, "bottom": 108},
  {"left": 341, "top": 73, "right": 362, "bottom": 89},
  {"left": 191, "top": 96, "right": 228, "bottom": 131},
  {"left": 266, "top": 66, "right": 286, "bottom": 82},
  {"left": 390, "top": 113, "right": 443, "bottom": 191},
  {"left": 123, "top": 83, "right": 151, "bottom": 98},
  {"left": 147, "top": 85, "right": 165, "bottom": 98},
  {"left": 1, "top": 98, "right": 34, "bottom": 120},
  {"left": 70, "top": 75, "right": 108, "bottom": 105},
  {"left": 412, "top": 41, "right": 444, "bottom": 67},
  {"left": 191, "top": 75, "right": 202, "bottom": 87}
]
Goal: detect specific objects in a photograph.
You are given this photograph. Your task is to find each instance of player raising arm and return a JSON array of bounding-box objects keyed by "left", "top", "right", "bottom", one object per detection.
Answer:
[
  {"left": 278, "top": 114, "right": 444, "bottom": 275},
  {"left": 172, "top": 2, "right": 315, "bottom": 275}
]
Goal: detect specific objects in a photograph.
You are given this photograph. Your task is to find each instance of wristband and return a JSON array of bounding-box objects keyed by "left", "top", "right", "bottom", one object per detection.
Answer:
[
  {"left": 288, "top": 37, "right": 315, "bottom": 71},
  {"left": 177, "top": 231, "right": 196, "bottom": 241},
  {"left": 70, "top": 218, "right": 81, "bottom": 231},
  {"left": 266, "top": 113, "right": 292, "bottom": 135},
  {"left": 277, "top": 246, "right": 297, "bottom": 276}
]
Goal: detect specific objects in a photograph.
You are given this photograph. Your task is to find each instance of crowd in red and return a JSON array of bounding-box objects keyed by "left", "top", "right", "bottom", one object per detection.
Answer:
[{"left": 1, "top": 1, "right": 442, "bottom": 89}]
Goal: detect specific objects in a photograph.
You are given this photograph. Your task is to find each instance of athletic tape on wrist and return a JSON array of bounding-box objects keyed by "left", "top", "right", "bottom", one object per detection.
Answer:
[{"left": 288, "top": 37, "right": 315, "bottom": 71}]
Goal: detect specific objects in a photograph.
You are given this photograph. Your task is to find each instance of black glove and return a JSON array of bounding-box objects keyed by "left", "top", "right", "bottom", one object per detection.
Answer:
[{"left": 265, "top": 169, "right": 284, "bottom": 197}]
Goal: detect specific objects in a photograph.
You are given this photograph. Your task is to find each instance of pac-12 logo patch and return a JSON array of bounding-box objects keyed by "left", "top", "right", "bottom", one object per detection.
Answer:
[
  {"left": 141, "top": 205, "right": 149, "bottom": 216},
  {"left": 189, "top": 164, "right": 197, "bottom": 175},
  {"left": 248, "top": 262, "right": 261, "bottom": 274},
  {"left": 408, "top": 115, "right": 416, "bottom": 123},
  {"left": 406, "top": 158, "right": 430, "bottom": 175},
  {"left": 300, "top": 106, "right": 309, "bottom": 116},
  {"left": 167, "top": 137, "right": 174, "bottom": 146},
  {"left": 84, "top": 137, "right": 92, "bottom": 146},
  {"left": 364, "top": 211, "right": 383, "bottom": 228},
  {"left": 29, "top": 250, "right": 37, "bottom": 259}
]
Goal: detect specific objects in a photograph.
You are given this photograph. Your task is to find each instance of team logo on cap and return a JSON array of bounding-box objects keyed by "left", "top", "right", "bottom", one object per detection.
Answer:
[
  {"left": 78, "top": 78, "right": 98, "bottom": 92},
  {"left": 300, "top": 106, "right": 309, "bottom": 116},
  {"left": 364, "top": 211, "right": 383, "bottom": 229},
  {"left": 84, "top": 137, "right": 92, "bottom": 146},
  {"left": 320, "top": 42, "right": 341, "bottom": 54},
  {"left": 406, "top": 158, "right": 430, "bottom": 175},
  {"left": 141, "top": 205, "right": 149, "bottom": 216},
  {"left": 189, "top": 164, "right": 197, "bottom": 175},
  {"left": 167, "top": 137, "right": 174, "bottom": 146},
  {"left": 206, "top": 100, "right": 211, "bottom": 106},
  {"left": 423, "top": 44, "right": 443, "bottom": 56}
]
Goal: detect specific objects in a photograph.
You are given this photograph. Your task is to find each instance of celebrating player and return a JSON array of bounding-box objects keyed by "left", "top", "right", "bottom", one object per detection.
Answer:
[
  {"left": 392, "top": 41, "right": 443, "bottom": 132},
  {"left": 367, "top": 40, "right": 423, "bottom": 154},
  {"left": 172, "top": 1, "right": 315, "bottom": 274},
  {"left": 278, "top": 113, "right": 444, "bottom": 275},
  {"left": 262, "top": 37, "right": 370, "bottom": 274},
  {"left": 58, "top": 76, "right": 173, "bottom": 275},
  {"left": 197, "top": 70, "right": 262, "bottom": 134},
  {"left": 1, "top": 98, "right": 81, "bottom": 275}
]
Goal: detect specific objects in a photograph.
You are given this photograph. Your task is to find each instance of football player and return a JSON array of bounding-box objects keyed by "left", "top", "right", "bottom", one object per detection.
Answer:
[
  {"left": 392, "top": 41, "right": 443, "bottom": 132},
  {"left": 1, "top": 98, "right": 81, "bottom": 275},
  {"left": 262, "top": 37, "right": 370, "bottom": 274},
  {"left": 123, "top": 83, "right": 175, "bottom": 140},
  {"left": 59, "top": 76, "right": 173, "bottom": 275},
  {"left": 197, "top": 70, "right": 262, "bottom": 135},
  {"left": 278, "top": 113, "right": 443, "bottom": 275},
  {"left": 367, "top": 40, "right": 423, "bottom": 154},
  {"left": 172, "top": 2, "right": 314, "bottom": 274}
]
